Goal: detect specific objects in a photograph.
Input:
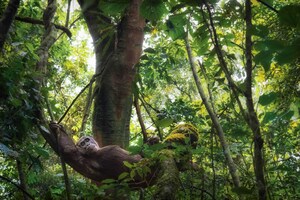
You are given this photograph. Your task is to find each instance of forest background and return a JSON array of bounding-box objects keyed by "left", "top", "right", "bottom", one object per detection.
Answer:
[{"left": 0, "top": 0, "right": 299, "bottom": 199}]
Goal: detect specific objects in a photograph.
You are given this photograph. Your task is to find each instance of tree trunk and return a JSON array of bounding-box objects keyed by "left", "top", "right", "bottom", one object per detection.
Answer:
[
  {"left": 16, "top": 160, "right": 29, "bottom": 200},
  {"left": 245, "top": 1, "right": 266, "bottom": 199},
  {"left": 154, "top": 150, "right": 180, "bottom": 200},
  {"left": 78, "top": 0, "right": 145, "bottom": 147},
  {"left": 184, "top": 36, "right": 241, "bottom": 188},
  {"left": 0, "top": 0, "right": 20, "bottom": 50}
]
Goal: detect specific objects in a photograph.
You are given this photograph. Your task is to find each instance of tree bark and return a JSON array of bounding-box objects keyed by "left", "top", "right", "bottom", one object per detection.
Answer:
[
  {"left": 16, "top": 160, "right": 29, "bottom": 200},
  {"left": 245, "top": 1, "right": 266, "bottom": 199},
  {"left": 0, "top": 0, "right": 20, "bottom": 50},
  {"left": 184, "top": 36, "right": 241, "bottom": 188},
  {"left": 134, "top": 94, "right": 148, "bottom": 143},
  {"left": 154, "top": 150, "right": 180, "bottom": 200},
  {"left": 78, "top": 0, "right": 145, "bottom": 147}
]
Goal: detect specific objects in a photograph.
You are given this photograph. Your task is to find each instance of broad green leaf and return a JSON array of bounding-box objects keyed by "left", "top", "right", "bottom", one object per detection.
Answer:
[
  {"left": 253, "top": 51, "right": 273, "bottom": 71},
  {"left": 144, "top": 47, "right": 156, "bottom": 54},
  {"left": 278, "top": 5, "right": 300, "bottom": 28},
  {"left": 281, "top": 110, "right": 294, "bottom": 121},
  {"left": 156, "top": 118, "right": 173, "bottom": 128},
  {"left": 254, "top": 40, "right": 285, "bottom": 51},
  {"left": 276, "top": 38, "right": 300, "bottom": 64},
  {"left": 262, "top": 112, "right": 277, "bottom": 124},
  {"left": 123, "top": 161, "right": 133, "bottom": 168},
  {"left": 252, "top": 25, "right": 269, "bottom": 38},
  {"left": 141, "top": 0, "right": 168, "bottom": 21},
  {"left": 258, "top": 92, "right": 278, "bottom": 106},
  {"left": 100, "top": 0, "right": 130, "bottom": 15},
  {"left": 34, "top": 146, "right": 50, "bottom": 158},
  {"left": 166, "top": 14, "right": 187, "bottom": 40},
  {"left": 118, "top": 172, "right": 129, "bottom": 180}
]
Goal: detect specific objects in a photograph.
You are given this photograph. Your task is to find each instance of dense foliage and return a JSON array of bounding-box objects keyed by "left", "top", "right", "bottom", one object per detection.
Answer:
[{"left": 0, "top": 0, "right": 299, "bottom": 199}]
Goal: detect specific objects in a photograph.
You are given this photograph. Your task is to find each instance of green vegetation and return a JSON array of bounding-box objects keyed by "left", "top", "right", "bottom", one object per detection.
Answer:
[{"left": 0, "top": 0, "right": 299, "bottom": 199}]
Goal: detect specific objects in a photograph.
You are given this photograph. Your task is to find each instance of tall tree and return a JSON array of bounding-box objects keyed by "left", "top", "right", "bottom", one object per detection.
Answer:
[{"left": 78, "top": 0, "right": 145, "bottom": 147}]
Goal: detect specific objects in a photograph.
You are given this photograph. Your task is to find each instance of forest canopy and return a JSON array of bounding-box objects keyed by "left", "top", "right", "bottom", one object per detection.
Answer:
[{"left": 0, "top": 0, "right": 299, "bottom": 199}]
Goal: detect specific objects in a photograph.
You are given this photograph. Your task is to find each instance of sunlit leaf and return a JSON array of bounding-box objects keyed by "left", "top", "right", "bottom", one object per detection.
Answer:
[
  {"left": 156, "top": 118, "right": 173, "bottom": 128},
  {"left": 166, "top": 18, "right": 186, "bottom": 40},
  {"left": 123, "top": 161, "right": 133, "bottom": 168}
]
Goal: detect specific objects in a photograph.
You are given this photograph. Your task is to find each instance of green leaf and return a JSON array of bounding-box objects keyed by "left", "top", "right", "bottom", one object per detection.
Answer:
[
  {"left": 34, "top": 146, "right": 50, "bottom": 158},
  {"left": 118, "top": 172, "right": 129, "bottom": 180},
  {"left": 255, "top": 40, "right": 285, "bottom": 52},
  {"left": 10, "top": 98, "right": 22, "bottom": 107},
  {"left": 252, "top": 25, "right": 269, "bottom": 38},
  {"left": 156, "top": 118, "right": 173, "bottom": 128},
  {"left": 100, "top": 0, "right": 130, "bottom": 15},
  {"left": 262, "top": 112, "right": 277, "bottom": 124},
  {"left": 278, "top": 5, "right": 300, "bottom": 28},
  {"left": 258, "top": 92, "right": 278, "bottom": 106},
  {"left": 141, "top": 0, "right": 168, "bottom": 21},
  {"left": 166, "top": 14, "right": 187, "bottom": 40},
  {"left": 144, "top": 47, "right": 156, "bottom": 54},
  {"left": 276, "top": 38, "right": 300, "bottom": 64},
  {"left": 253, "top": 51, "right": 273, "bottom": 71},
  {"left": 232, "top": 186, "right": 254, "bottom": 195},
  {"left": 123, "top": 161, "right": 133, "bottom": 168},
  {"left": 281, "top": 110, "right": 294, "bottom": 121},
  {"left": 127, "top": 145, "right": 142, "bottom": 154},
  {"left": 102, "top": 179, "right": 116, "bottom": 184},
  {"left": 130, "top": 170, "right": 136, "bottom": 179}
]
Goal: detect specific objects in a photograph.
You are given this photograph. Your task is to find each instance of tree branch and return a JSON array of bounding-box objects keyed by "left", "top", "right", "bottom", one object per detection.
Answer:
[
  {"left": 134, "top": 94, "right": 148, "bottom": 143},
  {"left": 0, "top": 175, "right": 34, "bottom": 200},
  {"left": 257, "top": 0, "right": 278, "bottom": 13},
  {"left": 184, "top": 33, "right": 241, "bottom": 188},
  {"left": 15, "top": 16, "right": 72, "bottom": 38},
  {"left": 201, "top": 1, "right": 247, "bottom": 121}
]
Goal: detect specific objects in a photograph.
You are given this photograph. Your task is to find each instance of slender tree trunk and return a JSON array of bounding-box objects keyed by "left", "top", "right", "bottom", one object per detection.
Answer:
[
  {"left": 245, "top": 1, "right": 266, "bottom": 199},
  {"left": 78, "top": 0, "right": 145, "bottom": 147},
  {"left": 184, "top": 36, "right": 241, "bottom": 188},
  {"left": 16, "top": 160, "right": 29, "bottom": 200},
  {"left": 0, "top": 0, "right": 20, "bottom": 50},
  {"left": 134, "top": 94, "right": 148, "bottom": 143}
]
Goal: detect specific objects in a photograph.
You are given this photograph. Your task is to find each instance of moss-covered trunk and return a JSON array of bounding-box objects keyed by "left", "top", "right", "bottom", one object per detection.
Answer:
[{"left": 78, "top": 0, "right": 145, "bottom": 147}]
